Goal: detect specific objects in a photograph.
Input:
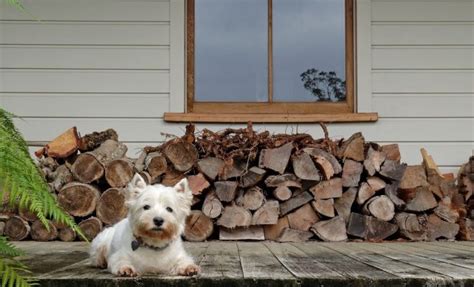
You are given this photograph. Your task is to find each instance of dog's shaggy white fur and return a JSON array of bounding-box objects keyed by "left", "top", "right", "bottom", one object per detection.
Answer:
[{"left": 90, "top": 174, "right": 200, "bottom": 277}]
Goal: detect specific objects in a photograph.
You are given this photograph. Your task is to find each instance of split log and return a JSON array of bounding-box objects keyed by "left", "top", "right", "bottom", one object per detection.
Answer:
[
  {"left": 259, "top": 142, "right": 293, "bottom": 174},
  {"left": 367, "top": 177, "right": 386, "bottom": 192},
  {"left": 18, "top": 208, "right": 38, "bottom": 222},
  {"left": 138, "top": 171, "right": 152, "bottom": 185},
  {"left": 134, "top": 151, "right": 147, "bottom": 172},
  {"left": 252, "top": 200, "right": 280, "bottom": 225},
  {"left": 96, "top": 188, "right": 128, "bottom": 225},
  {"left": 276, "top": 228, "right": 313, "bottom": 242},
  {"left": 338, "top": 132, "right": 365, "bottom": 161},
  {"left": 287, "top": 203, "right": 319, "bottom": 231},
  {"left": 265, "top": 174, "right": 301, "bottom": 188},
  {"left": 280, "top": 191, "right": 313, "bottom": 216},
  {"left": 342, "top": 160, "right": 363, "bottom": 187},
  {"left": 384, "top": 182, "right": 406, "bottom": 209},
  {"left": 49, "top": 165, "right": 74, "bottom": 192},
  {"left": 35, "top": 127, "right": 80, "bottom": 158},
  {"left": 214, "top": 181, "right": 238, "bottom": 203},
  {"left": 58, "top": 227, "right": 76, "bottom": 242},
  {"left": 78, "top": 129, "right": 118, "bottom": 152},
  {"left": 395, "top": 213, "right": 427, "bottom": 241},
  {"left": 314, "top": 156, "right": 334, "bottom": 179},
  {"left": 4, "top": 216, "right": 30, "bottom": 241},
  {"left": 291, "top": 152, "right": 321, "bottom": 181},
  {"left": 357, "top": 182, "right": 376, "bottom": 205},
  {"left": 311, "top": 216, "right": 347, "bottom": 242},
  {"left": 303, "top": 148, "right": 342, "bottom": 175},
  {"left": 236, "top": 187, "right": 264, "bottom": 211},
  {"left": 364, "top": 147, "right": 386, "bottom": 176},
  {"left": 217, "top": 204, "right": 252, "bottom": 229},
  {"left": 240, "top": 167, "right": 266, "bottom": 188},
  {"left": 163, "top": 138, "right": 198, "bottom": 172},
  {"left": 312, "top": 199, "right": 335, "bottom": 218},
  {"left": 264, "top": 217, "right": 289, "bottom": 240},
  {"left": 220, "top": 160, "right": 246, "bottom": 180},
  {"left": 187, "top": 173, "right": 210, "bottom": 195},
  {"left": 201, "top": 191, "right": 223, "bottom": 219},
  {"left": 405, "top": 187, "right": 438, "bottom": 212},
  {"left": 426, "top": 214, "right": 459, "bottom": 241},
  {"left": 70, "top": 153, "right": 104, "bottom": 183},
  {"left": 310, "top": 178, "right": 342, "bottom": 200},
  {"left": 145, "top": 152, "right": 167, "bottom": 181},
  {"left": 458, "top": 218, "right": 473, "bottom": 241},
  {"left": 184, "top": 210, "right": 213, "bottom": 242},
  {"left": 78, "top": 217, "right": 103, "bottom": 241},
  {"left": 380, "top": 160, "right": 407, "bottom": 181},
  {"left": 161, "top": 167, "right": 185, "bottom": 187},
  {"left": 92, "top": 140, "right": 128, "bottom": 164},
  {"left": 363, "top": 195, "right": 395, "bottom": 221},
  {"left": 273, "top": 186, "right": 292, "bottom": 201},
  {"left": 197, "top": 157, "right": 224, "bottom": 180},
  {"left": 219, "top": 226, "right": 264, "bottom": 241},
  {"left": 347, "top": 213, "right": 398, "bottom": 241},
  {"left": 105, "top": 159, "right": 134, "bottom": 188},
  {"left": 334, "top": 188, "right": 357, "bottom": 223},
  {"left": 58, "top": 183, "right": 100, "bottom": 217},
  {"left": 434, "top": 196, "right": 460, "bottom": 223},
  {"left": 421, "top": 148, "right": 444, "bottom": 179},
  {"left": 381, "top": 144, "right": 401, "bottom": 162},
  {"left": 400, "top": 165, "right": 429, "bottom": 189},
  {"left": 31, "top": 220, "right": 58, "bottom": 241}
]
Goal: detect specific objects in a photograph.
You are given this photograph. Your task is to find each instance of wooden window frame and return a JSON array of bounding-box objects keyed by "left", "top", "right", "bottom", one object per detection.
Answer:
[{"left": 164, "top": 0, "right": 378, "bottom": 123}]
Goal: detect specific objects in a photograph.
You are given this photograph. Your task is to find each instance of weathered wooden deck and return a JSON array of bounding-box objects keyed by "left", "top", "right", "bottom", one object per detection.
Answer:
[{"left": 15, "top": 241, "right": 474, "bottom": 287}]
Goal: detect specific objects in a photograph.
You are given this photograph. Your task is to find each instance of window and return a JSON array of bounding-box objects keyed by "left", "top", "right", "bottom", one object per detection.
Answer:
[{"left": 165, "top": 0, "right": 379, "bottom": 122}]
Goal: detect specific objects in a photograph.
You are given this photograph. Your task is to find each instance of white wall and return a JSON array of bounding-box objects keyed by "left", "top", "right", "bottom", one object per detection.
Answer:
[{"left": 0, "top": 0, "right": 472, "bottom": 171}]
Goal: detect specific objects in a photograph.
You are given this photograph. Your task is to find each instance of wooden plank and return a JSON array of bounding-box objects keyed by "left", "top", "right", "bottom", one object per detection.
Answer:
[
  {"left": 0, "top": 0, "right": 170, "bottom": 21},
  {"left": 0, "top": 22, "right": 169, "bottom": 45},
  {"left": 372, "top": 1, "right": 474, "bottom": 22},
  {"left": 198, "top": 241, "right": 243, "bottom": 279},
  {"left": 263, "top": 242, "right": 344, "bottom": 279},
  {"left": 294, "top": 242, "right": 399, "bottom": 280},
  {"left": 183, "top": 241, "right": 209, "bottom": 265},
  {"left": 169, "top": 0, "right": 185, "bottom": 113},
  {"left": 164, "top": 113, "right": 378, "bottom": 123},
  {"left": 373, "top": 47, "right": 474, "bottom": 70},
  {"left": 405, "top": 243, "right": 474, "bottom": 270},
  {"left": 0, "top": 70, "right": 169, "bottom": 93},
  {"left": 425, "top": 242, "right": 474, "bottom": 252},
  {"left": 0, "top": 46, "right": 169, "bottom": 69},
  {"left": 322, "top": 243, "right": 449, "bottom": 280},
  {"left": 373, "top": 95, "right": 474, "bottom": 117},
  {"left": 237, "top": 242, "right": 294, "bottom": 280},
  {"left": 372, "top": 71, "right": 474, "bottom": 94},
  {"left": 372, "top": 23, "right": 474, "bottom": 45},
  {"left": 2, "top": 94, "right": 169, "bottom": 118},
  {"left": 357, "top": 243, "right": 474, "bottom": 279},
  {"left": 15, "top": 118, "right": 474, "bottom": 143}
]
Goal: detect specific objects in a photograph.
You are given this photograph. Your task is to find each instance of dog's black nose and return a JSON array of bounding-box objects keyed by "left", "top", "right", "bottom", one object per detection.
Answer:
[{"left": 153, "top": 217, "right": 164, "bottom": 227}]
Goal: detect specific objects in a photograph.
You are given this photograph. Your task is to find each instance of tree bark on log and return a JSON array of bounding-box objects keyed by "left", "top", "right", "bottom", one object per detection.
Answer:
[
  {"left": 184, "top": 210, "right": 213, "bottom": 242},
  {"left": 78, "top": 217, "right": 103, "bottom": 241},
  {"left": 96, "top": 188, "right": 128, "bottom": 225},
  {"left": 219, "top": 226, "right": 265, "bottom": 241},
  {"left": 4, "top": 216, "right": 30, "bottom": 241},
  {"left": 79, "top": 129, "right": 118, "bottom": 152},
  {"left": 31, "top": 220, "right": 58, "bottom": 241},
  {"left": 58, "top": 227, "right": 76, "bottom": 242},
  {"left": 58, "top": 182, "right": 100, "bottom": 217}
]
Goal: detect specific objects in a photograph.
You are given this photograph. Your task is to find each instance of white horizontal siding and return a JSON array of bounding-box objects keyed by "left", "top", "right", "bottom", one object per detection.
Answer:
[
  {"left": 0, "top": 0, "right": 170, "bottom": 21},
  {"left": 0, "top": 46, "right": 169, "bottom": 69},
  {"left": 0, "top": 22, "right": 169, "bottom": 45},
  {"left": 372, "top": 47, "right": 474, "bottom": 70},
  {"left": 0, "top": 70, "right": 169, "bottom": 93}
]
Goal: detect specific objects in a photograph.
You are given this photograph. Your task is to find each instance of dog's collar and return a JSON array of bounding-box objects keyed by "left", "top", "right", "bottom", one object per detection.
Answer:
[{"left": 131, "top": 237, "right": 171, "bottom": 252}]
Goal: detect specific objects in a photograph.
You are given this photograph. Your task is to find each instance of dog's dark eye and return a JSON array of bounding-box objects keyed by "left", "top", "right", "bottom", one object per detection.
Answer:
[
  {"left": 166, "top": 207, "right": 173, "bottom": 213},
  {"left": 143, "top": 205, "right": 150, "bottom": 210}
]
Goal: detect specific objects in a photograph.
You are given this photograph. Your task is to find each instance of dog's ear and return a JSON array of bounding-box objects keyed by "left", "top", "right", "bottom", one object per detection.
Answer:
[
  {"left": 126, "top": 173, "right": 147, "bottom": 201},
  {"left": 174, "top": 178, "right": 193, "bottom": 210}
]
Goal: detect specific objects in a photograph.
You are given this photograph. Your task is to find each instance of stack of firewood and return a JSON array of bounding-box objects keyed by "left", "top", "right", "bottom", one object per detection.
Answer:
[{"left": 1, "top": 124, "right": 472, "bottom": 242}]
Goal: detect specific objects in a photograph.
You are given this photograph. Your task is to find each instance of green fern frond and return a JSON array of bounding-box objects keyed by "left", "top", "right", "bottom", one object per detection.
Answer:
[
  {"left": 0, "top": 238, "right": 35, "bottom": 287},
  {"left": 4, "top": 0, "right": 38, "bottom": 21}
]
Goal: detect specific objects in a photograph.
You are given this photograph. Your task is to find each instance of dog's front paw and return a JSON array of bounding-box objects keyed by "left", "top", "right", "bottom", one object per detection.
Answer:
[
  {"left": 177, "top": 264, "right": 201, "bottom": 276},
  {"left": 117, "top": 265, "right": 138, "bottom": 277}
]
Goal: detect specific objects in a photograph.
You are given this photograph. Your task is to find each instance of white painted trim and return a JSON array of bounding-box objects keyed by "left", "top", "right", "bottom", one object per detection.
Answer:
[
  {"left": 356, "top": 0, "right": 372, "bottom": 112},
  {"left": 169, "top": 0, "right": 185, "bottom": 113}
]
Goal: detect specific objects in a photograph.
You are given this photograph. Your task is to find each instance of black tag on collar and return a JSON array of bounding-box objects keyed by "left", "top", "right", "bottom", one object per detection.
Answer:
[{"left": 131, "top": 240, "right": 141, "bottom": 251}]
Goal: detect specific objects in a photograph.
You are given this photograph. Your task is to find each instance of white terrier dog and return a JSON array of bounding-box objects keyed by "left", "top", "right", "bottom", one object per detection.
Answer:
[{"left": 90, "top": 174, "right": 200, "bottom": 277}]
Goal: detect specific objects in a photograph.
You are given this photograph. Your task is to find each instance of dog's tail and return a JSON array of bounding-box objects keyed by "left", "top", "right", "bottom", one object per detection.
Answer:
[{"left": 90, "top": 226, "right": 115, "bottom": 268}]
